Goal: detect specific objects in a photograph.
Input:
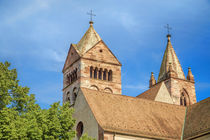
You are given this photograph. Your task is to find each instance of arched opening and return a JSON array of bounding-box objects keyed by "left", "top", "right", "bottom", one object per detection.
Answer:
[
  {"left": 94, "top": 68, "right": 98, "bottom": 79},
  {"left": 103, "top": 69, "right": 107, "bottom": 80},
  {"left": 66, "top": 92, "right": 70, "bottom": 102},
  {"left": 90, "top": 66, "right": 93, "bottom": 78},
  {"left": 104, "top": 87, "right": 113, "bottom": 94},
  {"left": 99, "top": 68, "right": 103, "bottom": 80},
  {"left": 180, "top": 93, "right": 186, "bottom": 106},
  {"left": 90, "top": 85, "right": 99, "bottom": 91},
  {"left": 72, "top": 87, "right": 77, "bottom": 104},
  {"left": 180, "top": 89, "right": 190, "bottom": 106},
  {"left": 76, "top": 121, "right": 84, "bottom": 139},
  {"left": 70, "top": 74, "right": 73, "bottom": 83},
  {"left": 66, "top": 74, "right": 70, "bottom": 85},
  {"left": 75, "top": 68, "right": 78, "bottom": 79},
  {"left": 108, "top": 70, "right": 112, "bottom": 81}
]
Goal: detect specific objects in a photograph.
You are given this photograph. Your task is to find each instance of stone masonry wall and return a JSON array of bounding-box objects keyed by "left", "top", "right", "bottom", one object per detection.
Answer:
[
  {"left": 164, "top": 78, "right": 196, "bottom": 105},
  {"left": 80, "top": 58, "right": 122, "bottom": 94}
]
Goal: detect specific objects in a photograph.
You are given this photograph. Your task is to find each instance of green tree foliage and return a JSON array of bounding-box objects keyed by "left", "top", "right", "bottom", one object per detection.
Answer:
[{"left": 0, "top": 62, "right": 94, "bottom": 140}]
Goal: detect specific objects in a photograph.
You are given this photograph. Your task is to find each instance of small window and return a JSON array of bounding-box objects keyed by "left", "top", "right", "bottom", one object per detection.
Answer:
[
  {"left": 76, "top": 122, "right": 84, "bottom": 139},
  {"left": 180, "top": 93, "right": 187, "bottom": 106},
  {"left": 103, "top": 69, "right": 107, "bottom": 80},
  {"left": 66, "top": 92, "right": 70, "bottom": 102},
  {"left": 90, "top": 66, "right": 93, "bottom": 78},
  {"left": 99, "top": 68, "right": 102, "bottom": 80},
  {"left": 108, "top": 70, "right": 112, "bottom": 81},
  {"left": 94, "top": 68, "right": 98, "bottom": 79}
]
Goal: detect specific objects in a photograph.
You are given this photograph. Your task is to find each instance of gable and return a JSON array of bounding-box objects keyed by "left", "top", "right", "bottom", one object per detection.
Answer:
[
  {"left": 155, "top": 82, "right": 174, "bottom": 104},
  {"left": 62, "top": 44, "right": 80, "bottom": 73},
  {"left": 73, "top": 89, "right": 99, "bottom": 140},
  {"left": 82, "top": 40, "right": 121, "bottom": 66},
  {"left": 136, "top": 82, "right": 162, "bottom": 100}
]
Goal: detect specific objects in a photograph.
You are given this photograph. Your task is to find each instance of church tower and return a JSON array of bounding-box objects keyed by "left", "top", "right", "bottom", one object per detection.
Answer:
[
  {"left": 154, "top": 34, "right": 197, "bottom": 106},
  {"left": 62, "top": 21, "right": 122, "bottom": 105}
]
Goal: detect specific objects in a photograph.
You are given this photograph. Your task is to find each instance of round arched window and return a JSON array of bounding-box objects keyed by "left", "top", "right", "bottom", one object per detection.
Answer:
[{"left": 76, "top": 121, "right": 84, "bottom": 138}]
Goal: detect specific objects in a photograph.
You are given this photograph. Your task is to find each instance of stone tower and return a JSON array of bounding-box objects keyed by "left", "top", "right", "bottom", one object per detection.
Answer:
[
  {"left": 62, "top": 21, "right": 122, "bottom": 105},
  {"left": 153, "top": 34, "right": 197, "bottom": 106}
]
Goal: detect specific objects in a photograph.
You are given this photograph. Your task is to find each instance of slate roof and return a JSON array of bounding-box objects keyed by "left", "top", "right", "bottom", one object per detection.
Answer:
[
  {"left": 158, "top": 35, "right": 185, "bottom": 82},
  {"left": 81, "top": 87, "right": 186, "bottom": 139},
  {"left": 184, "top": 97, "right": 210, "bottom": 139},
  {"left": 136, "top": 82, "right": 162, "bottom": 100}
]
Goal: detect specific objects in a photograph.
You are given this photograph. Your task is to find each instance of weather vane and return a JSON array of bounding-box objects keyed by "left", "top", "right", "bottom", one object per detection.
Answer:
[
  {"left": 164, "top": 24, "right": 172, "bottom": 35},
  {"left": 87, "top": 10, "right": 96, "bottom": 22}
]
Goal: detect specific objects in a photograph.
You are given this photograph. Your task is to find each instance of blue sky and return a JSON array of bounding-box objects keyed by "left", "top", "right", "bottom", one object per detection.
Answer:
[{"left": 0, "top": 0, "right": 209, "bottom": 108}]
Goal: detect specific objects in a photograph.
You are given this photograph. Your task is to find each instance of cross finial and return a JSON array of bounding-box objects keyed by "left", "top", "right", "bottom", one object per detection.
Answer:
[
  {"left": 87, "top": 10, "right": 96, "bottom": 24},
  {"left": 164, "top": 24, "right": 172, "bottom": 35}
]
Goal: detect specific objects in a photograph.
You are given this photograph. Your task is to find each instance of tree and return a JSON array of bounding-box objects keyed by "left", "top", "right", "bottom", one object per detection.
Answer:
[{"left": 0, "top": 62, "right": 94, "bottom": 140}]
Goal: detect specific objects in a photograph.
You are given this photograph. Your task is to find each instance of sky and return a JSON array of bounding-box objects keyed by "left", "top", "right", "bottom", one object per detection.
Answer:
[{"left": 0, "top": 0, "right": 210, "bottom": 108}]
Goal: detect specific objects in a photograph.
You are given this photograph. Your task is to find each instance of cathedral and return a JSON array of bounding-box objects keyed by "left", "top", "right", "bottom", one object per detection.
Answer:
[{"left": 62, "top": 21, "right": 210, "bottom": 140}]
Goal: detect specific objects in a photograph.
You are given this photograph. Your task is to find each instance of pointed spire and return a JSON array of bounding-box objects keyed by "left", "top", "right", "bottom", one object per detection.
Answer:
[
  {"left": 149, "top": 72, "right": 156, "bottom": 88},
  {"left": 158, "top": 35, "right": 185, "bottom": 82},
  {"left": 187, "top": 67, "right": 194, "bottom": 82},
  {"left": 76, "top": 22, "right": 101, "bottom": 54}
]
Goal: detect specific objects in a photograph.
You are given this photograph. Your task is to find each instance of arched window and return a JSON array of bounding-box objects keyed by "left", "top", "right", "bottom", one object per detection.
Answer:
[
  {"left": 94, "top": 68, "right": 98, "bottom": 79},
  {"left": 180, "top": 89, "right": 190, "bottom": 106},
  {"left": 90, "top": 66, "right": 93, "bottom": 78},
  {"left": 66, "top": 92, "right": 70, "bottom": 102},
  {"left": 70, "top": 87, "right": 77, "bottom": 105},
  {"left": 99, "top": 68, "right": 103, "bottom": 80},
  {"left": 66, "top": 74, "right": 70, "bottom": 85},
  {"left": 108, "top": 70, "right": 112, "bottom": 81},
  {"left": 104, "top": 87, "right": 113, "bottom": 94},
  {"left": 76, "top": 122, "right": 84, "bottom": 139},
  {"left": 75, "top": 68, "right": 78, "bottom": 79},
  {"left": 103, "top": 69, "right": 107, "bottom": 80},
  {"left": 70, "top": 74, "right": 73, "bottom": 83},
  {"left": 180, "top": 93, "right": 186, "bottom": 106},
  {"left": 90, "top": 85, "right": 99, "bottom": 91},
  {"left": 74, "top": 72, "right": 77, "bottom": 82}
]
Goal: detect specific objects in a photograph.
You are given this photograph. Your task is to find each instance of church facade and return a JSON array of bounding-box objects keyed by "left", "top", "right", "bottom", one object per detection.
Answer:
[{"left": 62, "top": 21, "right": 210, "bottom": 140}]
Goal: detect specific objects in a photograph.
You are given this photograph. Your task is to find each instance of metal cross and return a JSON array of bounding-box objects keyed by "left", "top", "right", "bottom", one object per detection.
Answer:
[
  {"left": 87, "top": 10, "right": 96, "bottom": 22},
  {"left": 164, "top": 24, "right": 172, "bottom": 34}
]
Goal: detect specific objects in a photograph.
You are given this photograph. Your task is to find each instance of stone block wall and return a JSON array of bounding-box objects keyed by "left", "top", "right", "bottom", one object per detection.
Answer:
[{"left": 164, "top": 78, "right": 196, "bottom": 105}]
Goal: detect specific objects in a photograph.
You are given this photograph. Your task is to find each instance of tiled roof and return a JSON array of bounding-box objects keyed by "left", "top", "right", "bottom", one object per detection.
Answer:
[
  {"left": 184, "top": 97, "right": 210, "bottom": 139},
  {"left": 158, "top": 36, "right": 185, "bottom": 82},
  {"left": 81, "top": 88, "right": 186, "bottom": 139},
  {"left": 76, "top": 24, "right": 101, "bottom": 55},
  {"left": 136, "top": 82, "right": 162, "bottom": 100}
]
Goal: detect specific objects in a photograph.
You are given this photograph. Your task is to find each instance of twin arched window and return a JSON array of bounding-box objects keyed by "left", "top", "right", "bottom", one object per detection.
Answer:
[
  {"left": 66, "top": 68, "right": 78, "bottom": 85},
  {"left": 90, "top": 66, "right": 112, "bottom": 81},
  {"left": 180, "top": 89, "right": 190, "bottom": 106},
  {"left": 66, "top": 87, "right": 78, "bottom": 106}
]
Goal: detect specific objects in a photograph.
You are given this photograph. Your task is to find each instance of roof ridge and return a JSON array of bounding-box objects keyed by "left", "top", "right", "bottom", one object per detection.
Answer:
[{"left": 80, "top": 87, "right": 186, "bottom": 108}]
